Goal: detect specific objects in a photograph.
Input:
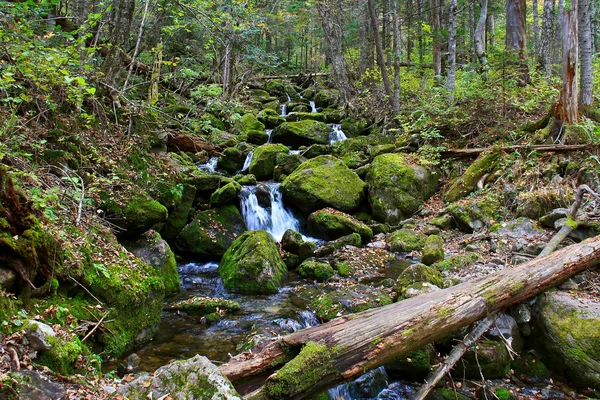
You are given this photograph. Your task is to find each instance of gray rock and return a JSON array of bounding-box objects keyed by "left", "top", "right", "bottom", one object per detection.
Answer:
[
  {"left": 540, "top": 208, "right": 570, "bottom": 228},
  {"left": 0, "top": 267, "right": 17, "bottom": 291},
  {"left": 118, "top": 354, "right": 241, "bottom": 400},
  {"left": 512, "top": 303, "right": 531, "bottom": 324},
  {"left": 17, "top": 370, "right": 66, "bottom": 400},
  {"left": 488, "top": 312, "right": 524, "bottom": 352},
  {"left": 404, "top": 282, "right": 441, "bottom": 298},
  {"left": 494, "top": 218, "right": 545, "bottom": 241},
  {"left": 25, "top": 320, "right": 56, "bottom": 352},
  {"left": 558, "top": 278, "right": 579, "bottom": 291}
]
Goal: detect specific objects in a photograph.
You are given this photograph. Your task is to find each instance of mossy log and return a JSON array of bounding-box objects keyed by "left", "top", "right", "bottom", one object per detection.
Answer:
[
  {"left": 441, "top": 144, "right": 591, "bottom": 158},
  {"left": 166, "top": 132, "right": 222, "bottom": 155},
  {"left": 220, "top": 237, "right": 600, "bottom": 399}
]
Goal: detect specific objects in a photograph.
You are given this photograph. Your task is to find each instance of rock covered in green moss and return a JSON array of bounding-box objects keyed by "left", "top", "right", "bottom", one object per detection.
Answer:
[
  {"left": 420, "top": 235, "right": 445, "bottom": 266},
  {"left": 511, "top": 353, "right": 552, "bottom": 382},
  {"left": 447, "top": 194, "right": 501, "bottom": 233},
  {"left": 257, "top": 109, "right": 285, "bottom": 128},
  {"left": 430, "top": 214, "right": 455, "bottom": 230},
  {"left": 117, "top": 354, "right": 242, "bottom": 399},
  {"left": 273, "top": 152, "right": 302, "bottom": 181},
  {"left": 385, "top": 344, "right": 433, "bottom": 381},
  {"left": 234, "top": 113, "right": 265, "bottom": 140},
  {"left": 281, "top": 229, "right": 304, "bottom": 253},
  {"left": 298, "top": 241, "right": 317, "bottom": 262},
  {"left": 162, "top": 183, "right": 196, "bottom": 240},
  {"left": 100, "top": 192, "right": 168, "bottom": 237},
  {"left": 366, "top": 154, "right": 439, "bottom": 225},
  {"left": 217, "top": 147, "right": 246, "bottom": 174},
  {"left": 210, "top": 181, "right": 242, "bottom": 207},
  {"left": 219, "top": 230, "right": 287, "bottom": 294},
  {"left": 314, "top": 89, "right": 339, "bottom": 108},
  {"left": 166, "top": 296, "right": 240, "bottom": 316},
  {"left": 298, "top": 259, "right": 334, "bottom": 282},
  {"left": 125, "top": 231, "right": 180, "bottom": 294},
  {"left": 38, "top": 336, "right": 83, "bottom": 375},
  {"left": 315, "top": 233, "right": 361, "bottom": 257},
  {"left": 235, "top": 174, "right": 257, "bottom": 186},
  {"left": 444, "top": 150, "right": 500, "bottom": 203},
  {"left": 176, "top": 206, "right": 246, "bottom": 258},
  {"left": 281, "top": 155, "right": 365, "bottom": 214},
  {"left": 307, "top": 208, "right": 373, "bottom": 244},
  {"left": 434, "top": 253, "right": 479, "bottom": 271},
  {"left": 272, "top": 120, "right": 333, "bottom": 148},
  {"left": 386, "top": 229, "right": 427, "bottom": 252},
  {"left": 451, "top": 340, "right": 511, "bottom": 379},
  {"left": 249, "top": 144, "right": 290, "bottom": 180},
  {"left": 395, "top": 263, "right": 443, "bottom": 298},
  {"left": 532, "top": 291, "right": 600, "bottom": 388}
]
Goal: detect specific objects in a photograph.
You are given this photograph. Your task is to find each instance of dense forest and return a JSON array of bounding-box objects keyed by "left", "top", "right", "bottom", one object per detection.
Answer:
[{"left": 1, "top": 0, "right": 600, "bottom": 399}]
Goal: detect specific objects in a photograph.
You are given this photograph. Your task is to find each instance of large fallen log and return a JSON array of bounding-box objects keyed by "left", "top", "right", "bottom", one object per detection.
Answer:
[
  {"left": 441, "top": 144, "right": 592, "bottom": 158},
  {"left": 220, "top": 237, "right": 600, "bottom": 399},
  {"left": 166, "top": 132, "right": 222, "bottom": 156}
]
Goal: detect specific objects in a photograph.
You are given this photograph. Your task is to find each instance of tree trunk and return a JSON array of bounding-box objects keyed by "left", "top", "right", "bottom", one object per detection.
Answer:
[
  {"left": 554, "top": 0, "right": 579, "bottom": 124},
  {"left": 475, "top": 0, "right": 489, "bottom": 74},
  {"left": 418, "top": 0, "right": 425, "bottom": 63},
  {"left": 407, "top": 0, "right": 414, "bottom": 64},
  {"left": 441, "top": 144, "right": 590, "bottom": 157},
  {"left": 447, "top": 0, "right": 458, "bottom": 102},
  {"left": 392, "top": 0, "right": 401, "bottom": 114},
  {"left": 579, "top": 0, "right": 593, "bottom": 107},
  {"left": 367, "top": 0, "right": 394, "bottom": 102},
  {"left": 359, "top": 0, "right": 370, "bottom": 74},
  {"left": 166, "top": 133, "right": 222, "bottom": 155},
  {"left": 430, "top": 0, "right": 443, "bottom": 80},
  {"left": 488, "top": 13, "right": 495, "bottom": 47},
  {"left": 315, "top": 1, "right": 352, "bottom": 103},
  {"left": 505, "top": 0, "right": 527, "bottom": 58},
  {"left": 539, "top": 0, "right": 556, "bottom": 75},
  {"left": 554, "top": 0, "right": 566, "bottom": 64},
  {"left": 102, "top": 0, "right": 136, "bottom": 88},
  {"left": 469, "top": 0, "right": 476, "bottom": 62},
  {"left": 221, "top": 238, "right": 600, "bottom": 399},
  {"left": 534, "top": 0, "right": 541, "bottom": 57}
]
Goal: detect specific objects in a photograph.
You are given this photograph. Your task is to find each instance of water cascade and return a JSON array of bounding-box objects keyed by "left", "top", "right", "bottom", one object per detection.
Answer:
[
  {"left": 241, "top": 152, "right": 254, "bottom": 172},
  {"left": 240, "top": 183, "right": 301, "bottom": 241},
  {"left": 266, "top": 129, "right": 273, "bottom": 143},
  {"left": 197, "top": 157, "right": 219, "bottom": 173},
  {"left": 280, "top": 104, "right": 288, "bottom": 117},
  {"left": 329, "top": 124, "right": 348, "bottom": 144},
  {"left": 310, "top": 101, "right": 317, "bottom": 113}
]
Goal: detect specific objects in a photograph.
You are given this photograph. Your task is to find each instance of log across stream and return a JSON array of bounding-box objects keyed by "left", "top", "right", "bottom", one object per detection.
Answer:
[{"left": 220, "top": 237, "right": 600, "bottom": 399}]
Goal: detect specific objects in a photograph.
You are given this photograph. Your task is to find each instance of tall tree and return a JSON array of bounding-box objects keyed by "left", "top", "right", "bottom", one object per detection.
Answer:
[
  {"left": 475, "top": 0, "right": 489, "bottom": 75},
  {"left": 367, "top": 0, "right": 394, "bottom": 102},
  {"left": 579, "top": 0, "right": 593, "bottom": 107},
  {"left": 315, "top": 1, "right": 352, "bottom": 103},
  {"left": 533, "top": 0, "right": 540, "bottom": 58},
  {"left": 392, "top": 0, "right": 401, "bottom": 113},
  {"left": 505, "top": 0, "right": 527, "bottom": 58},
  {"left": 447, "top": 0, "right": 458, "bottom": 102},
  {"left": 554, "top": 0, "right": 579, "bottom": 124},
  {"left": 539, "top": 0, "right": 556, "bottom": 75},
  {"left": 430, "top": 0, "right": 443, "bottom": 80},
  {"left": 102, "top": 0, "right": 136, "bottom": 89}
]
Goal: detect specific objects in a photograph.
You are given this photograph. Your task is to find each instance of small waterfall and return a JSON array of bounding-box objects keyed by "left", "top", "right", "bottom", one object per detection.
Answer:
[
  {"left": 298, "top": 310, "right": 319, "bottom": 328},
  {"left": 329, "top": 124, "right": 348, "bottom": 144},
  {"left": 198, "top": 157, "right": 219, "bottom": 173},
  {"left": 328, "top": 367, "right": 390, "bottom": 400},
  {"left": 241, "top": 152, "right": 254, "bottom": 172},
  {"left": 280, "top": 104, "right": 288, "bottom": 117},
  {"left": 310, "top": 101, "right": 317, "bottom": 113},
  {"left": 286, "top": 93, "right": 291, "bottom": 102},
  {"left": 289, "top": 150, "right": 302, "bottom": 156},
  {"left": 266, "top": 129, "right": 273, "bottom": 143},
  {"left": 240, "top": 183, "right": 300, "bottom": 242}
]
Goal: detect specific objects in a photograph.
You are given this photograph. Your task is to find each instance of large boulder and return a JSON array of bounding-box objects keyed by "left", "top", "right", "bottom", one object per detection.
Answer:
[
  {"left": 307, "top": 208, "right": 373, "bottom": 243},
  {"left": 100, "top": 192, "right": 168, "bottom": 237},
  {"left": 395, "top": 263, "right": 443, "bottom": 298},
  {"left": 447, "top": 194, "right": 501, "bottom": 233},
  {"left": 162, "top": 183, "right": 196, "bottom": 240},
  {"left": 532, "top": 290, "right": 600, "bottom": 388},
  {"left": 281, "top": 155, "right": 365, "bottom": 214},
  {"left": 444, "top": 150, "right": 500, "bottom": 203},
  {"left": 219, "top": 230, "right": 287, "bottom": 294},
  {"left": 386, "top": 229, "right": 427, "bottom": 252},
  {"left": 272, "top": 120, "right": 333, "bottom": 148},
  {"left": 366, "top": 154, "right": 439, "bottom": 225},
  {"left": 210, "top": 181, "right": 242, "bottom": 207},
  {"left": 117, "top": 355, "right": 241, "bottom": 399},
  {"left": 420, "top": 235, "right": 445, "bottom": 266},
  {"left": 234, "top": 114, "right": 265, "bottom": 141},
  {"left": 249, "top": 144, "right": 290, "bottom": 180},
  {"left": 217, "top": 148, "right": 246, "bottom": 174},
  {"left": 257, "top": 108, "right": 285, "bottom": 128},
  {"left": 451, "top": 340, "right": 511, "bottom": 379},
  {"left": 176, "top": 206, "right": 246, "bottom": 258},
  {"left": 298, "top": 258, "right": 334, "bottom": 282}
]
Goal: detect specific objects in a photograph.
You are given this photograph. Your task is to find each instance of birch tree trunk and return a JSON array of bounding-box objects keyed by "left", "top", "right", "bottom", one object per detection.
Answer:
[
  {"left": 447, "top": 0, "right": 458, "bottom": 102},
  {"left": 579, "top": 0, "right": 593, "bottom": 107},
  {"left": 475, "top": 0, "right": 489, "bottom": 75},
  {"left": 539, "top": 0, "right": 556, "bottom": 75},
  {"left": 554, "top": 0, "right": 579, "bottom": 124}
]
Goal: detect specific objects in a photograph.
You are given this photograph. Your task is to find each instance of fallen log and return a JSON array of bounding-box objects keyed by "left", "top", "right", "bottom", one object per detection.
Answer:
[
  {"left": 220, "top": 237, "right": 600, "bottom": 399},
  {"left": 441, "top": 144, "right": 592, "bottom": 158},
  {"left": 166, "top": 132, "right": 222, "bottom": 156}
]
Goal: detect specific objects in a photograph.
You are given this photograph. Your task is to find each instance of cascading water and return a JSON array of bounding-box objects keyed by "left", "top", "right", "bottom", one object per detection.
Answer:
[
  {"left": 280, "top": 104, "right": 288, "bottom": 117},
  {"left": 240, "top": 183, "right": 301, "bottom": 241},
  {"left": 310, "top": 101, "right": 317, "bottom": 113},
  {"left": 266, "top": 129, "right": 273, "bottom": 143},
  {"left": 241, "top": 152, "right": 254, "bottom": 172},
  {"left": 328, "top": 367, "right": 391, "bottom": 400},
  {"left": 197, "top": 157, "right": 219, "bottom": 173},
  {"left": 329, "top": 124, "right": 348, "bottom": 144}
]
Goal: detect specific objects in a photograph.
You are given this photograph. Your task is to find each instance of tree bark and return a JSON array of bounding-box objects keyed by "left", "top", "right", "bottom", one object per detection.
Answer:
[
  {"left": 315, "top": 1, "right": 353, "bottom": 103},
  {"left": 392, "top": 0, "right": 401, "bottom": 114},
  {"left": 579, "top": 0, "right": 593, "bottom": 107},
  {"left": 367, "top": 0, "right": 394, "bottom": 103},
  {"left": 430, "top": 0, "right": 443, "bottom": 80},
  {"left": 166, "top": 133, "right": 222, "bottom": 155},
  {"left": 475, "top": 0, "right": 489, "bottom": 75},
  {"left": 554, "top": 0, "right": 566, "bottom": 64},
  {"left": 447, "top": 0, "right": 458, "bottom": 102},
  {"left": 102, "top": 0, "right": 136, "bottom": 88},
  {"left": 359, "top": 0, "right": 371, "bottom": 74},
  {"left": 469, "top": 0, "right": 476, "bottom": 62},
  {"left": 534, "top": 0, "right": 541, "bottom": 59},
  {"left": 554, "top": 0, "right": 579, "bottom": 125},
  {"left": 539, "top": 0, "right": 556, "bottom": 75},
  {"left": 505, "top": 0, "right": 527, "bottom": 58},
  {"left": 441, "top": 144, "right": 590, "bottom": 157},
  {"left": 221, "top": 238, "right": 600, "bottom": 399}
]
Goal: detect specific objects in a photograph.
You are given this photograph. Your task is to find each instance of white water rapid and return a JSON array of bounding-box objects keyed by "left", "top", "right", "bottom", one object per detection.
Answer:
[
  {"left": 310, "top": 101, "right": 317, "bottom": 113},
  {"left": 329, "top": 124, "right": 348, "bottom": 144},
  {"left": 197, "top": 157, "right": 218, "bottom": 173}
]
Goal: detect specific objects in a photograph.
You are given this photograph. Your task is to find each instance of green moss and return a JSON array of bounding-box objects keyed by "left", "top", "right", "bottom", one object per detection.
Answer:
[
  {"left": 219, "top": 230, "right": 287, "bottom": 294},
  {"left": 387, "top": 229, "right": 427, "bottom": 252},
  {"left": 162, "top": 183, "right": 196, "bottom": 240},
  {"left": 234, "top": 113, "right": 266, "bottom": 139},
  {"left": 298, "top": 259, "right": 334, "bottom": 282},
  {"left": 310, "top": 286, "right": 393, "bottom": 322},
  {"left": 249, "top": 144, "right": 290, "bottom": 180},
  {"left": 166, "top": 296, "right": 240, "bottom": 316},
  {"left": 99, "top": 192, "right": 168, "bottom": 237},
  {"left": 434, "top": 253, "right": 479, "bottom": 271},
  {"left": 565, "top": 216, "right": 578, "bottom": 229},
  {"left": 272, "top": 120, "right": 333, "bottom": 147},
  {"left": 494, "top": 388, "right": 516, "bottom": 400},
  {"left": 38, "top": 336, "right": 83, "bottom": 375},
  {"left": 281, "top": 156, "right": 365, "bottom": 214},
  {"left": 452, "top": 340, "right": 511, "bottom": 379},
  {"left": 512, "top": 353, "right": 551, "bottom": 380},
  {"left": 210, "top": 181, "right": 242, "bottom": 206},
  {"left": 444, "top": 150, "right": 500, "bottom": 202},
  {"left": 395, "top": 263, "right": 443, "bottom": 298},
  {"left": 336, "top": 261, "right": 352, "bottom": 277},
  {"left": 307, "top": 208, "right": 373, "bottom": 243},
  {"left": 263, "top": 342, "right": 338, "bottom": 399},
  {"left": 420, "top": 235, "right": 445, "bottom": 266}
]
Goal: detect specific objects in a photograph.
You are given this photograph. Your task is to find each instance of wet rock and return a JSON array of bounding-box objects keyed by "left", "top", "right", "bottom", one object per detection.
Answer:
[
  {"left": 532, "top": 290, "right": 600, "bottom": 388},
  {"left": 272, "top": 120, "right": 333, "bottom": 147},
  {"left": 235, "top": 174, "right": 257, "bottom": 186},
  {"left": 395, "top": 263, "right": 443, "bottom": 298},
  {"left": 386, "top": 229, "right": 426, "bottom": 252},
  {"left": 219, "top": 230, "right": 287, "bottom": 294},
  {"left": 297, "top": 241, "right": 317, "bottom": 262},
  {"left": 0, "top": 266, "right": 17, "bottom": 291},
  {"left": 281, "top": 155, "right": 365, "bottom": 214},
  {"left": 166, "top": 296, "right": 240, "bottom": 318},
  {"left": 257, "top": 108, "right": 285, "bottom": 128},
  {"left": 298, "top": 259, "right": 334, "bottom": 282},
  {"left": 281, "top": 229, "right": 304, "bottom": 253},
  {"left": 366, "top": 154, "right": 439, "bottom": 225},
  {"left": 217, "top": 147, "right": 246, "bottom": 174},
  {"left": 451, "top": 340, "right": 511, "bottom": 379},
  {"left": 420, "top": 235, "right": 445, "bottom": 266},
  {"left": 488, "top": 312, "right": 524, "bottom": 352},
  {"left": 210, "top": 181, "right": 242, "bottom": 207},
  {"left": 308, "top": 208, "right": 373, "bottom": 243},
  {"left": 25, "top": 320, "right": 56, "bottom": 352},
  {"left": 249, "top": 144, "right": 290, "bottom": 180},
  {"left": 117, "top": 354, "right": 241, "bottom": 399},
  {"left": 254, "top": 183, "right": 272, "bottom": 208},
  {"left": 316, "top": 233, "right": 361, "bottom": 256},
  {"left": 234, "top": 114, "right": 265, "bottom": 141},
  {"left": 162, "top": 183, "right": 197, "bottom": 241},
  {"left": 17, "top": 370, "right": 66, "bottom": 400}
]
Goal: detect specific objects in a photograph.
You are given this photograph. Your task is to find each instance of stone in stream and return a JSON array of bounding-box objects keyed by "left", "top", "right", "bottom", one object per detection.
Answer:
[
  {"left": 281, "top": 229, "right": 304, "bottom": 253},
  {"left": 257, "top": 108, "right": 285, "bottom": 128},
  {"left": 307, "top": 208, "right": 373, "bottom": 244},
  {"left": 298, "top": 258, "right": 334, "bottom": 282},
  {"left": 272, "top": 120, "right": 333, "bottom": 147},
  {"left": 219, "top": 230, "right": 287, "bottom": 294},
  {"left": 248, "top": 143, "right": 289, "bottom": 180},
  {"left": 210, "top": 181, "right": 242, "bottom": 207},
  {"left": 117, "top": 355, "right": 241, "bottom": 399},
  {"left": 366, "top": 153, "right": 439, "bottom": 225},
  {"left": 166, "top": 296, "right": 240, "bottom": 317},
  {"left": 420, "top": 234, "right": 445, "bottom": 266}
]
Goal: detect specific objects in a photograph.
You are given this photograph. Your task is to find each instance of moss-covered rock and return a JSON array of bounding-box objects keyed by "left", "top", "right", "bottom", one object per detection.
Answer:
[
  {"left": 429, "top": 214, "right": 455, "bottom": 230},
  {"left": 162, "top": 184, "right": 196, "bottom": 240},
  {"left": 307, "top": 208, "right": 373, "bottom": 243},
  {"left": 532, "top": 290, "right": 600, "bottom": 388},
  {"left": 285, "top": 112, "right": 327, "bottom": 123},
  {"left": 235, "top": 174, "right": 257, "bottom": 186},
  {"left": 395, "top": 263, "right": 443, "bottom": 298},
  {"left": 434, "top": 253, "right": 479, "bottom": 271},
  {"left": 124, "top": 231, "right": 180, "bottom": 295},
  {"left": 257, "top": 108, "right": 286, "bottom": 128},
  {"left": 366, "top": 154, "right": 439, "bottom": 225},
  {"left": 166, "top": 296, "right": 240, "bottom": 317},
  {"left": 176, "top": 206, "right": 246, "bottom": 258},
  {"left": 210, "top": 181, "right": 242, "bottom": 207},
  {"left": 516, "top": 189, "right": 568, "bottom": 219},
  {"left": 451, "top": 340, "right": 511, "bottom": 379},
  {"left": 273, "top": 153, "right": 303, "bottom": 181},
  {"left": 100, "top": 192, "right": 168, "bottom": 237},
  {"left": 444, "top": 150, "right": 501, "bottom": 202},
  {"left": 272, "top": 120, "right": 333, "bottom": 148},
  {"left": 217, "top": 147, "right": 246, "bottom": 174},
  {"left": 387, "top": 229, "right": 427, "bottom": 252},
  {"left": 385, "top": 344, "right": 433, "bottom": 381},
  {"left": 234, "top": 114, "right": 266, "bottom": 141},
  {"left": 249, "top": 144, "right": 290, "bottom": 180},
  {"left": 281, "top": 229, "right": 304, "bottom": 253},
  {"left": 421, "top": 235, "right": 445, "bottom": 266},
  {"left": 219, "top": 230, "right": 287, "bottom": 294},
  {"left": 314, "top": 89, "right": 339, "bottom": 108},
  {"left": 511, "top": 353, "right": 552, "bottom": 382},
  {"left": 281, "top": 155, "right": 365, "bottom": 214},
  {"left": 38, "top": 336, "right": 83, "bottom": 375},
  {"left": 316, "top": 233, "right": 362, "bottom": 256},
  {"left": 447, "top": 194, "right": 501, "bottom": 233},
  {"left": 298, "top": 259, "right": 334, "bottom": 282},
  {"left": 340, "top": 117, "right": 372, "bottom": 137}
]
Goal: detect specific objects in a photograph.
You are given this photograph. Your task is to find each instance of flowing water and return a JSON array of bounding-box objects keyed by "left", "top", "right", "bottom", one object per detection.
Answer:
[
  {"left": 329, "top": 124, "right": 348, "bottom": 144},
  {"left": 310, "top": 100, "right": 317, "bottom": 113},
  {"left": 239, "top": 183, "right": 301, "bottom": 242},
  {"left": 280, "top": 104, "right": 288, "bottom": 117},
  {"left": 241, "top": 152, "right": 253, "bottom": 172},
  {"left": 197, "top": 157, "right": 219, "bottom": 173},
  {"left": 266, "top": 128, "right": 273, "bottom": 143}
]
